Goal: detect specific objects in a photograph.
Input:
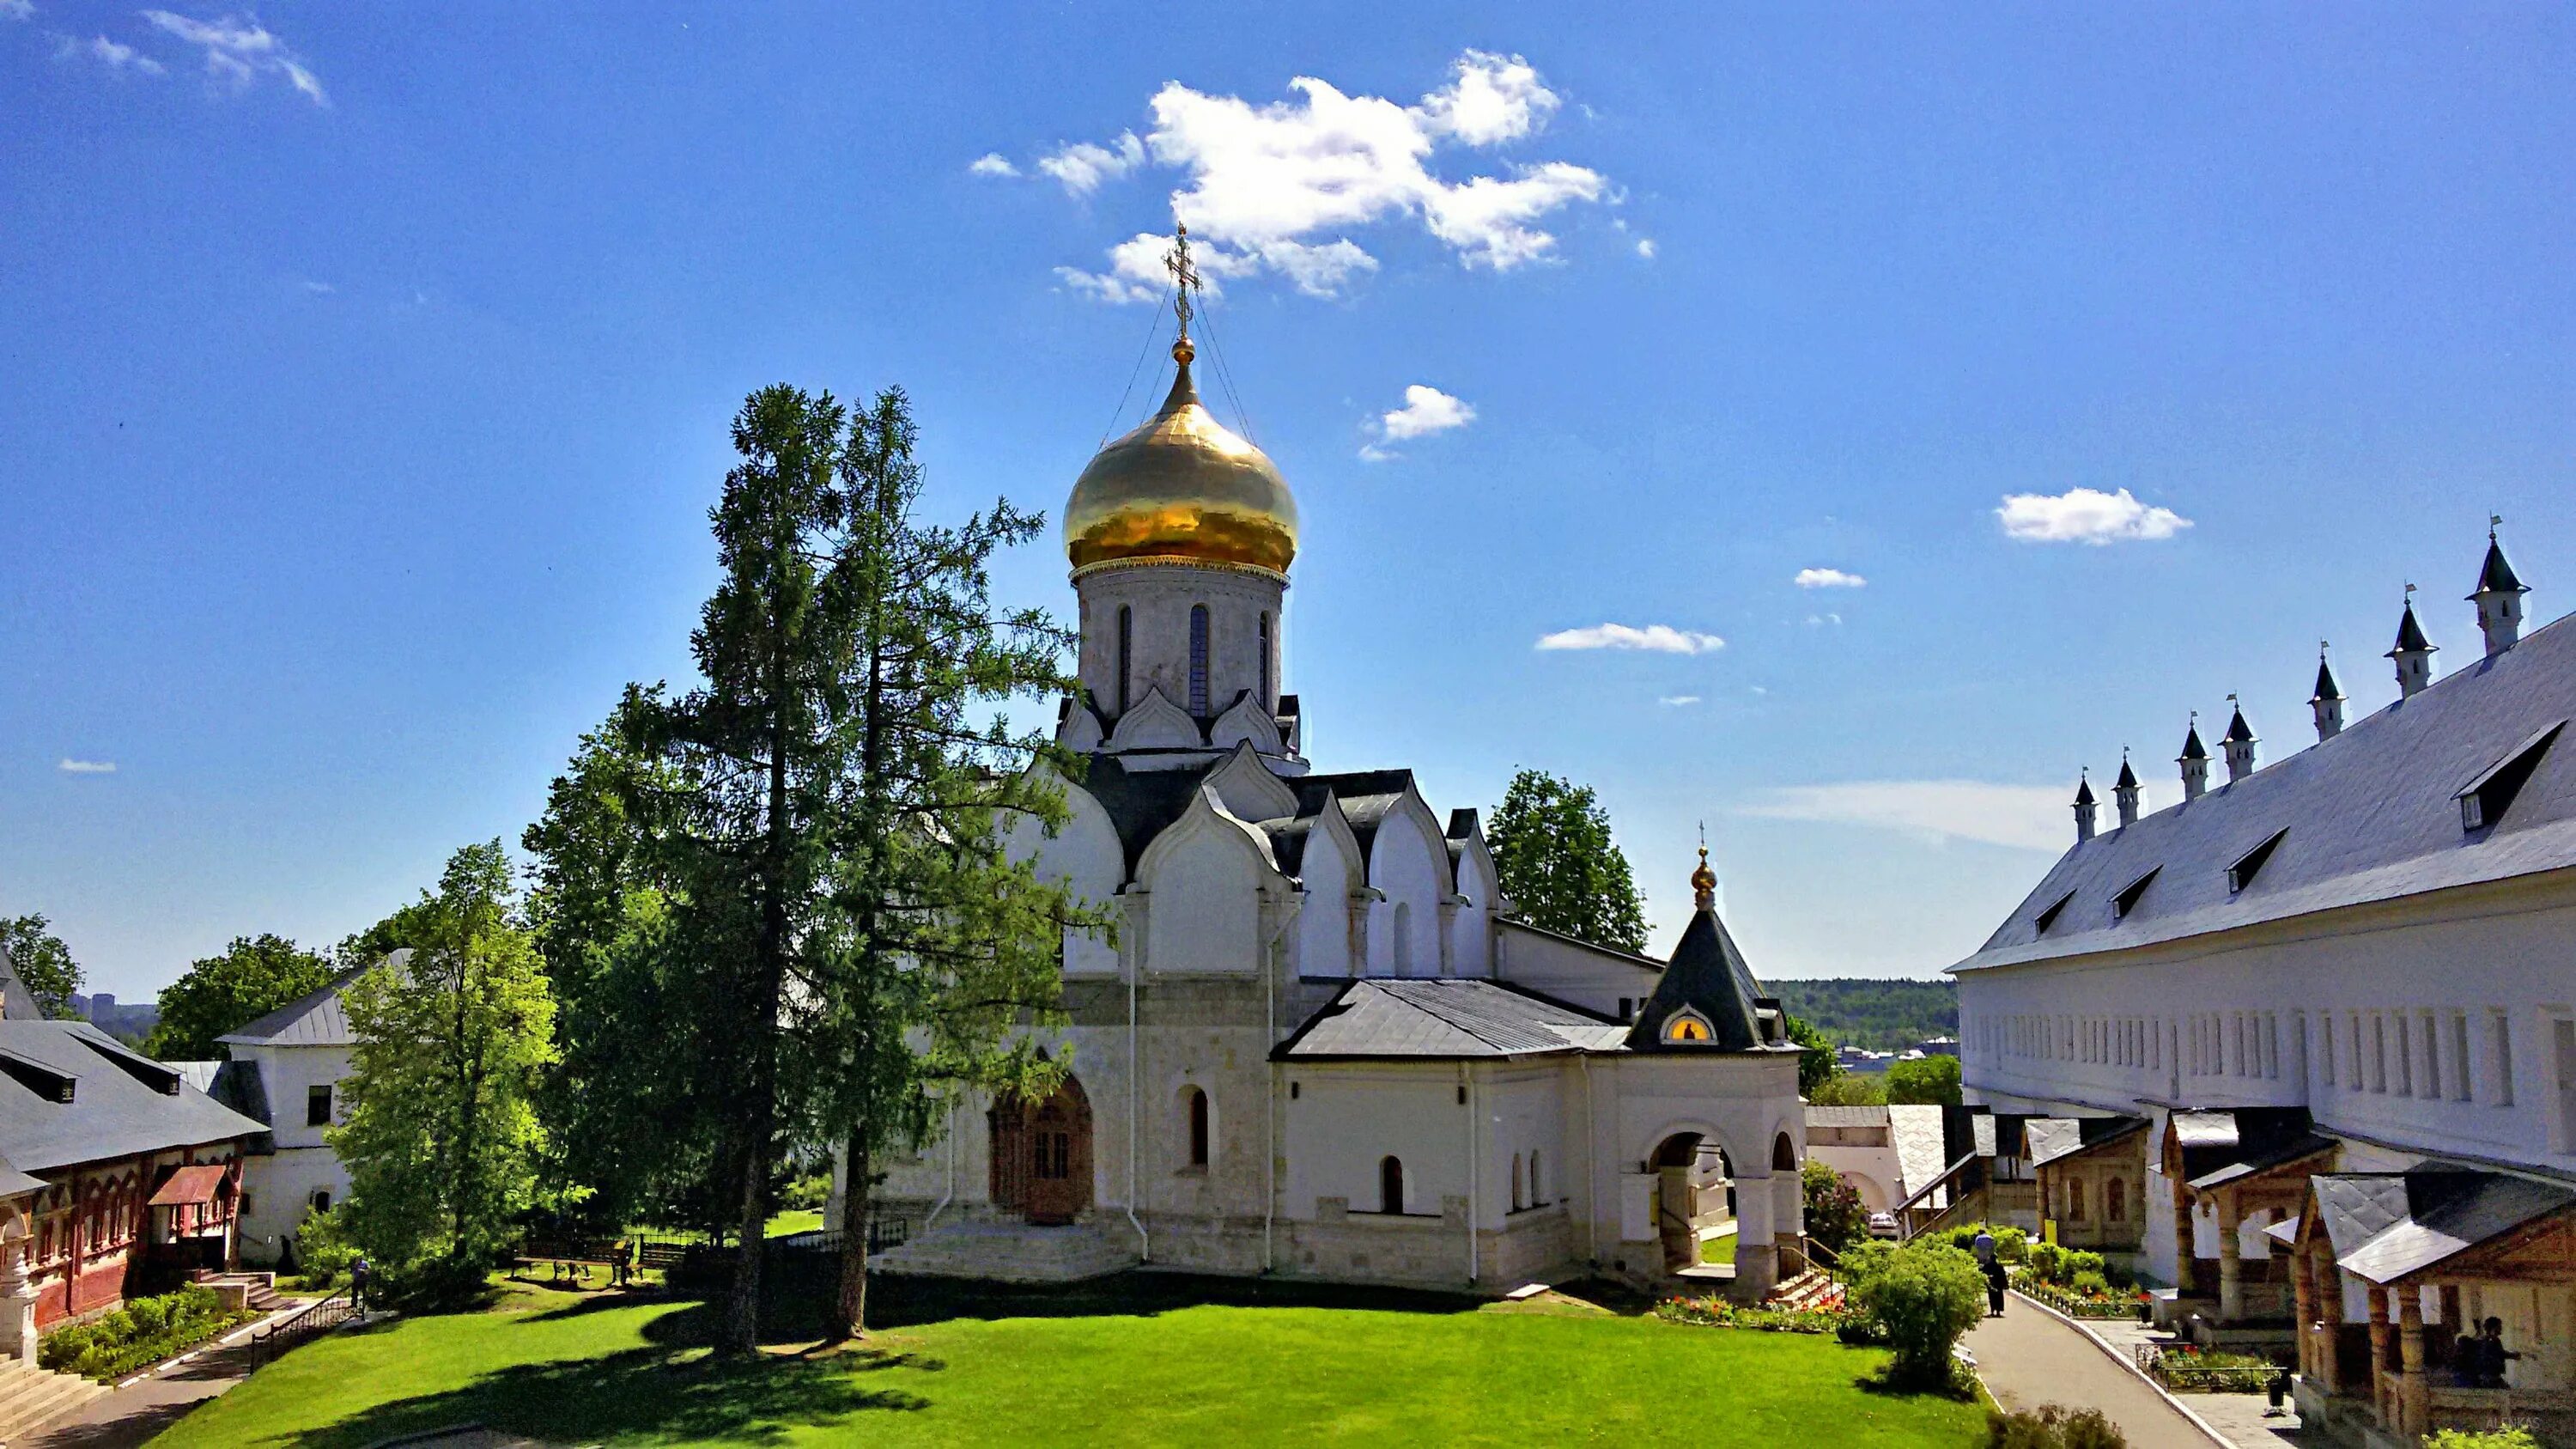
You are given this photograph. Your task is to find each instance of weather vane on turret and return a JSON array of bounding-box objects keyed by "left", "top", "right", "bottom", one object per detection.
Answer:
[{"left": 1165, "top": 223, "right": 1200, "bottom": 366}]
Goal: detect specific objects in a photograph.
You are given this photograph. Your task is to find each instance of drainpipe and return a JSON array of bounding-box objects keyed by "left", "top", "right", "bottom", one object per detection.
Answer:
[
  {"left": 925, "top": 1099, "right": 957, "bottom": 1230},
  {"left": 1124, "top": 906, "right": 1149, "bottom": 1264},
  {"left": 1261, "top": 898, "right": 1295, "bottom": 1275},
  {"left": 1461, "top": 1061, "right": 1479, "bottom": 1286},
  {"left": 1577, "top": 1054, "right": 1597, "bottom": 1266}
]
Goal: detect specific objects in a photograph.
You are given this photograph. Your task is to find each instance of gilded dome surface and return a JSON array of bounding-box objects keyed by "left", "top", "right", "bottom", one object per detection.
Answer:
[{"left": 1065, "top": 359, "right": 1297, "bottom": 577}]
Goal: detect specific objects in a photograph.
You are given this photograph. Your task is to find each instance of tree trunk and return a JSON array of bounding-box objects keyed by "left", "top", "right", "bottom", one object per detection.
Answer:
[
  {"left": 829, "top": 1129, "right": 871, "bottom": 1342},
  {"left": 720, "top": 1127, "right": 769, "bottom": 1355}
]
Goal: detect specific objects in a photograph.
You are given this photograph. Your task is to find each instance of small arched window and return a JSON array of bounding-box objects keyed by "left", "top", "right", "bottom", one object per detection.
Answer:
[
  {"left": 1664, "top": 1012, "right": 1713, "bottom": 1044},
  {"left": 1528, "top": 1149, "right": 1542, "bottom": 1205},
  {"left": 2066, "top": 1182, "right": 2088, "bottom": 1222},
  {"left": 1772, "top": 1132, "right": 1796, "bottom": 1172},
  {"left": 1510, "top": 1154, "right": 1524, "bottom": 1211},
  {"left": 1379, "top": 1155, "right": 1405, "bottom": 1215},
  {"left": 1185, "top": 1087, "right": 1210, "bottom": 1168},
  {"left": 1259, "top": 611, "right": 1273, "bottom": 709},
  {"left": 1392, "top": 901, "right": 1413, "bottom": 976},
  {"left": 1116, "top": 605, "right": 1133, "bottom": 715},
  {"left": 1188, "top": 605, "right": 1210, "bottom": 715},
  {"left": 2105, "top": 1178, "right": 2128, "bottom": 1223}
]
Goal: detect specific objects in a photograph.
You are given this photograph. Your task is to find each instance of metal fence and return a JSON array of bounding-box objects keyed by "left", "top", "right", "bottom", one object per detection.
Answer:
[{"left": 250, "top": 1287, "right": 355, "bottom": 1369}]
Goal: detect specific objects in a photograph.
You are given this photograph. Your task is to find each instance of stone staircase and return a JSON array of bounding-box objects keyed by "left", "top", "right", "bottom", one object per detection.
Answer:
[
  {"left": 869, "top": 1219, "right": 1139, "bottom": 1284},
  {"left": 1765, "top": 1268, "right": 1844, "bottom": 1312},
  {"left": 0, "top": 1358, "right": 106, "bottom": 1443}
]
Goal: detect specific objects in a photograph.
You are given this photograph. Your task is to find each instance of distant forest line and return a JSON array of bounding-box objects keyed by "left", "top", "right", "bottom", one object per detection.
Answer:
[{"left": 1767, "top": 978, "right": 1958, "bottom": 1052}]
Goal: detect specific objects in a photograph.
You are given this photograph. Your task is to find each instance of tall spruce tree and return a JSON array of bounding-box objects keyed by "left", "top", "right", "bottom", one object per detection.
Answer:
[
  {"left": 807, "top": 387, "right": 1095, "bottom": 1342},
  {"left": 1485, "top": 769, "right": 1650, "bottom": 953}
]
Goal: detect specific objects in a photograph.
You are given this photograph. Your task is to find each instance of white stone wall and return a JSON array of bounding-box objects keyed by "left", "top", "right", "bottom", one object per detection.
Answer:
[
  {"left": 1075, "top": 563, "right": 1284, "bottom": 722},
  {"left": 1492, "top": 922, "right": 1662, "bottom": 1020},
  {"left": 237, "top": 1147, "right": 349, "bottom": 1265},
  {"left": 1361, "top": 805, "right": 1449, "bottom": 978}
]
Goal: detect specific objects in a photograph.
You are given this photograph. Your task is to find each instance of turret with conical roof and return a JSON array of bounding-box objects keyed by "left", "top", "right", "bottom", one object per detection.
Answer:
[
  {"left": 2073, "top": 771, "right": 2098, "bottom": 843},
  {"left": 2389, "top": 591, "right": 2437, "bottom": 699},
  {"left": 2311, "top": 645, "right": 2346, "bottom": 741},
  {"left": 2178, "top": 718, "right": 2211, "bottom": 802},
  {"left": 2469, "top": 527, "right": 2530, "bottom": 659},
  {"left": 2221, "top": 699, "right": 2257, "bottom": 784},
  {"left": 1625, "top": 849, "right": 1778, "bottom": 1054},
  {"left": 2113, "top": 752, "right": 2142, "bottom": 827}
]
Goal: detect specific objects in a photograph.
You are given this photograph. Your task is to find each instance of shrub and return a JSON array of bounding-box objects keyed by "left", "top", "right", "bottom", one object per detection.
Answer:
[
  {"left": 1987, "top": 1404, "right": 2128, "bottom": 1448},
  {"left": 780, "top": 1172, "right": 831, "bottom": 1211},
  {"left": 1837, "top": 1238, "right": 1897, "bottom": 1287},
  {"left": 1849, "top": 1240, "right": 1985, "bottom": 1390},
  {"left": 1654, "top": 1294, "right": 1852, "bottom": 1336},
  {"left": 2425, "top": 1429, "right": 2540, "bottom": 1449},
  {"left": 38, "top": 1284, "right": 252, "bottom": 1382},
  {"left": 2069, "top": 1270, "right": 2111, "bottom": 1299},
  {"left": 1802, "top": 1159, "right": 1868, "bottom": 1256},
  {"left": 2027, "top": 1241, "right": 2064, "bottom": 1284},
  {"left": 295, "top": 1203, "right": 358, "bottom": 1291}
]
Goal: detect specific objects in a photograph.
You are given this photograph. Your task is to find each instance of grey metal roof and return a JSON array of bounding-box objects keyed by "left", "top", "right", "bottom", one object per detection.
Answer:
[
  {"left": 1071, "top": 757, "right": 1213, "bottom": 874},
  {"left": 2314, "top": 1171, "right": 2576, "bottom": 1285},
  {"left": 1888, "top": 1105, "right": 1949, "bottom": 1205},
  {"left": 1805, "top": 1105, "right": 1893, "bottom": 1128},
  {"left": 219, "top": 960, "right": 380, "bottom": 1048},
  {"left": 170, "top": 1061, "right": 221, "bottom": 1094},
  {"left": 2476, "top": 540, "right": 2528, "bottom": 597},
  {"left": 1277, "top": 980, "right": 1628, "bottom": 1060},
  {"left": 1958, "top": 608, "right": 2576, "bottom": 972},
  {"left": 0, "top": 1021, "right": 265, "bottom": 1173},
  {"left": 2187, "top": 1133, "right": 2335, "bottom": 1191},
  {"left": 0, "top": 1156, "right": 45, "bottom": 1200}
]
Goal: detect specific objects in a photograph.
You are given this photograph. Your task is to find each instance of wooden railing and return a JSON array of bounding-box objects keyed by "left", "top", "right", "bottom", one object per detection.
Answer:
[{"left": 249, "top": 1287, "right": 354, "bottom": 1368}]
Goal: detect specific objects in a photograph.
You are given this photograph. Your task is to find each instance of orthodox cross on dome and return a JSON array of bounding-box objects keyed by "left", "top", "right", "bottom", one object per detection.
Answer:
[{"left": 1165, "top": 224, "right": 1201, "bottom": 366}]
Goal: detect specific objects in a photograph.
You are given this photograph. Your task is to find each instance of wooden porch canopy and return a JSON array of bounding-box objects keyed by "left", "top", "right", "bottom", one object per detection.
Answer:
[
  {"left": 2295, "top": 1171, "right": 2576, "bottom": 1289},
  {"left": 147, "top": 1164, "right": 228, "bottom": 1208}
]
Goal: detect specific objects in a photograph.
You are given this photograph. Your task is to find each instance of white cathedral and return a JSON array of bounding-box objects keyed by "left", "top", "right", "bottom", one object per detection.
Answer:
[{"left": 850, "top": 259, "right": 1808, "bottom": 1299}]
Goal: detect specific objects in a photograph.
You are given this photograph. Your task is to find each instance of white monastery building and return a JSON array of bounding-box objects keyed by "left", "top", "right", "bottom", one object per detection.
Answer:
[
  {"left": 1953, "top": 532, "right": 2576, "bottom": 1448},
  {"left": 852, "top": 239, "right": 1809, "bottom": 1300}
]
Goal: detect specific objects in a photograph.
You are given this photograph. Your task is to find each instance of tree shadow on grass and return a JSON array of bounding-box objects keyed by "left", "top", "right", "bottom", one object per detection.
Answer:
[
  {"left": 274, "top": 1342, "right": 930, "bottom": 1449},
  {"left": 744, "top": 1268, "right": 1489, "bottom": 1338}
]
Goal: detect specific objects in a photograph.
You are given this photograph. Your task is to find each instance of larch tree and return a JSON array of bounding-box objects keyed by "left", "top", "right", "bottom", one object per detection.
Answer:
[
  {"left": 806, "top": 387, "right": 1097, "bottom": 1342},
  {"left": 1485, "top": 770, "right": 1650, "bottom": 954},
  {"left": 332, "top": 842, "right": 557, "bottom": 1299},
  {"left": 0, "top": 916, "right": 82, "bottom": 1018}
]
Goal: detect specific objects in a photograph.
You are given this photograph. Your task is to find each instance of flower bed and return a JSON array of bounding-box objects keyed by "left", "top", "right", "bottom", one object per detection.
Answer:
[
  {"left": 2136, "top": 1343, "right": 2280, "bottom": 1393},
  {"left": 1654, "top": 1294, "right": 1850, "bottom": 1336},
  {"left": 41, "top": 1284, "right": 259, "bottom": 1383},
  {"left": 2009, "top": 1271, "right": 2136, "bottom": 1319}
]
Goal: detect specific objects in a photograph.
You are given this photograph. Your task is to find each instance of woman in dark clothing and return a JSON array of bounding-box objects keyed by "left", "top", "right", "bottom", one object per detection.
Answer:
[{"left": 1984, "top": 1257, "right": 2008, "bottom": 1317}]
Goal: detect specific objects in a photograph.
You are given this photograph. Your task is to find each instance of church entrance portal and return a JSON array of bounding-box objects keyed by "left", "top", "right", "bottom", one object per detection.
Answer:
[
  {"left": 1652, "top": 1133, "right": 1735, "bottom": 1272},
  {"left": 989, "top": 1076, "right": 1094, "bottom": 1226}
]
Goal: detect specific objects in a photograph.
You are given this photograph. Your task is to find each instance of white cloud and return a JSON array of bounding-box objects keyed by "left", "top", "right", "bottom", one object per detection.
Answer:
[
  {"left": 1535, "top": 623, "right": 1725, "bottom": 654},
  {"left": 3, "top": 1, "right": 37, "bottom": 21},
  {"left": 1657, "top": 695, "right": 1701, "bottom": 707},
  {"left": 57, "top": 758, "right": 116, "bottom": 774},
  {"left": 1805, "top": 612, "right": 1844, "bottom": 627},
  {"left": 1996, "top": 486, "right": 2192, "bottom": 545},
  {"left": 142, "top": 10, "right": 325, "bottom": 104},
  {"left": 1037, "top": 132, "right": 1144, "bottom": 195},
  {"left": 1794, "top": 567, "right": 1865, "bottom": 589},
  {"left": 1357, "top": 443, "right": 1394, "bottom": 464},
  {"left": 1051, "top": 51, "right": 1611, "bottom": 301},
  {"left": 64, "top": 33, "right": 165, "bottom": 72},
  {"left": 1635, "top": 237, "right": 1656, "bottom": 259},
  {"left": 968, "top": 152, "right": 1019, "bottom": 179},
  {"left": 302, "top": 279, "right": 334, "bottom": 294},
  {"left": 1740, "top": 781, "right": 2069, "bottom": 852},
  {"left": 1378, "top": 384, "right": 1474, "bottom": 441}
]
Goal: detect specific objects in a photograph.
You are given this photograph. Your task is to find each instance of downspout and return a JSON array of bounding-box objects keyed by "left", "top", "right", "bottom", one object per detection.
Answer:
[
  {"left": 1126, "top": 920, "right": 1149, "bottom": 1263},
  {"left": 1577, "top": 1053, "right": 1597, "bottom": 1265},
  {"left": 1258, "top": 890, "right": 1301, "bottom": 1275},
  {"left": 1462, "top": 1061, "right": 1479, "bottom": 1286}
]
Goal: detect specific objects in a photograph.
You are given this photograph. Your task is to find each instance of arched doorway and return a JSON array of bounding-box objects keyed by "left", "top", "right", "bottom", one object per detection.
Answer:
[
  {"left": 1652, "top": 1133, "right": 1704, "bottom": 1271},
  {"left": 988, "top": 1076, "right": 1095, "bottom": 1226}
]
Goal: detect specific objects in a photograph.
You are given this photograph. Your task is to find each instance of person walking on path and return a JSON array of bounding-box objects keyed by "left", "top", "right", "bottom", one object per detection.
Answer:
[{"left": 1984, "top": 1256, "right": 2008, "bottom": 1318}]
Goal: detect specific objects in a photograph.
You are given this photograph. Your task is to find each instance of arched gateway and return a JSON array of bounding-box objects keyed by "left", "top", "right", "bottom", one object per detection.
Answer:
[{"left": 988, "top": 1076, "right": 1094, "bottom": 1226}]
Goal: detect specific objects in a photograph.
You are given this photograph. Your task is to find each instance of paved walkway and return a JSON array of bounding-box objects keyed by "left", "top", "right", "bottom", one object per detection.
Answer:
[
  {"left": 1967, "top": 1300, "right": 2221, "bottom": 1446},
  {"left": 21, "top": 1306, "right": 372, "bottom": 1449},
  {"left": 2076, "top": 1314, "right": 2311, "bottom": 1448}
]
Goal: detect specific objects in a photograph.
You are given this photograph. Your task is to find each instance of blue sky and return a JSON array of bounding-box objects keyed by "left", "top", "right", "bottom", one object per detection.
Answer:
[{"left": 7, "top": 3, "right": 2574, "bottom": 1000}]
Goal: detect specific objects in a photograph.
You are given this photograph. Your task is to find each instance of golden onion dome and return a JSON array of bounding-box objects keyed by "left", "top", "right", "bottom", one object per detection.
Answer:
[{"left": 1065, "top": 353, "right": 1297, "bottom": 578}]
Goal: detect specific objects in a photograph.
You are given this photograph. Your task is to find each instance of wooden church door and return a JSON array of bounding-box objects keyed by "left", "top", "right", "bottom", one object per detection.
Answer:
[{"left": 992, "top": 1077, "right": 1093, "bottom": 1226}]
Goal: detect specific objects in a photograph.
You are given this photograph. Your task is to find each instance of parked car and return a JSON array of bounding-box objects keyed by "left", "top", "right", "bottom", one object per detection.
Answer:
[{"left": 1866, "top": 1211, "right": 1900, "bottom": 1239}]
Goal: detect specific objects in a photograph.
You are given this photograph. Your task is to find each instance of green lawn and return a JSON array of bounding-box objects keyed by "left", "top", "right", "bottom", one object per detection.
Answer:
[
  {"left": 1699, "top": 1228, "right": 1740, "bottom": 1264},
  {"left": 155, "top": 1277, "right": 1984, "bottom": 1448},
  {"left": 764, "top": 1210, "right": 824, "bottom": 1239}
]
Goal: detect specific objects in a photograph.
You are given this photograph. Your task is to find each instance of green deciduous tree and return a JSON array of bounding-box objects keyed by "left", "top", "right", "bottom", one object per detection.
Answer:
[
  {"left": 1801, "top": 1158, "right": 1868, "bottom": 1256},
  {"left": 332, "top": 842, "right": 557, "bottom": 1300},
  {"left": 144, "top": 934, "right": 336, "bottom": 1061},
  {"left": 1850, "top": 1239, "right": 1985, "bottom": 1389},
  {"left": 1886, "top": 1055, "right": 1963, "bottom": 1107},
  {"left": 1808, "top": 1073, "right": 1888, "bottom": 1106},
  {"left": 1485, "top": 770, "right": 1648, "bottom": 953},
  {"left": 1784, "top": 1012, "right": 1839, "bottom": 1097},
  {"left": 0, "top": 915, "right": 82, "bottom": 1017}
]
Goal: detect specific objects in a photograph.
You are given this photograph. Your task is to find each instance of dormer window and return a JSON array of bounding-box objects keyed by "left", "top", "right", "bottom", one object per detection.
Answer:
[
  {"left": 2033, "top": 889, "right": 2076, "bottom": 935},
  {"left": 2111, "top": 868, "right": 2160, "bottom": 921},
  {"left": 2227, "top": 829, "right": 2288, "bottom": 894},
  {"left": 2458, "top": 721, "right": 2564, "bottom": 832},
  {"left": 1663, "top": 1009, "right": 1716, "bottom": 1044}
]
